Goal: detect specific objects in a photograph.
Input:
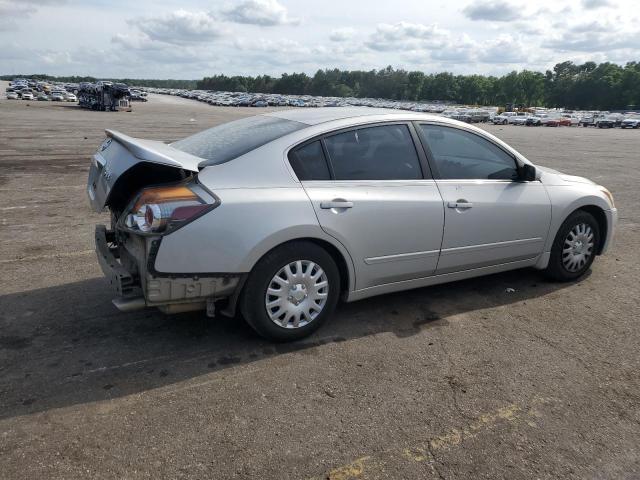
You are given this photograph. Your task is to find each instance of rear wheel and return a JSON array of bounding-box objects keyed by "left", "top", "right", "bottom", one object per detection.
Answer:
[
  {"left": 240, "top": 241, "right": 340, "bottom": 341},
  {"left": 544, "top": 211, "right": 600, "bottom": 282}
]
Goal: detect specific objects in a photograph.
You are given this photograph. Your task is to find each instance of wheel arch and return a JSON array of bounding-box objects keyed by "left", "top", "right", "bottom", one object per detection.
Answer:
[
  {"left": 223, "top": 234, "right": 355, "bottom": 318},
  {"left": 242, "top": 231, "right": 356, "bottom": 296},
  {"left": 574, "top": 205, "right": 608, "bottom": 254},
  {"left": 303, "top": 238, "right": 352, "bottom": 298},
  {"left": 552, "top": 204, "right": 608, "bottom": 256}
]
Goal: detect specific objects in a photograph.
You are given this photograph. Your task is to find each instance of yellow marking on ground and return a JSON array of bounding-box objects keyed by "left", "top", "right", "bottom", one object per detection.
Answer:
[
  {"left": 319, "top": 396, "right": 553, "bottom": 479},
  {"left": 402, "top": 446, "right": 429, "bottom": 462},
  {"left": 327, "top": 456, "right": 371, "bottom": 480},
  {"left": 430, "top": 403, "right": 522, "bottom": 450}
]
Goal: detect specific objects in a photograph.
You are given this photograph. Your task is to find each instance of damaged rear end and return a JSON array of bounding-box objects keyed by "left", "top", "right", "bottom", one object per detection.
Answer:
[{"left": 89, "top": 130, "right": 241, "bottom": 315}]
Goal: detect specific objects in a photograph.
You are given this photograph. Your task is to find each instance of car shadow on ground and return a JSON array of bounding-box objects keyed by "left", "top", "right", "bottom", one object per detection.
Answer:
[{"left": 0, "top": 268, "right": 576, "bottom": 420}]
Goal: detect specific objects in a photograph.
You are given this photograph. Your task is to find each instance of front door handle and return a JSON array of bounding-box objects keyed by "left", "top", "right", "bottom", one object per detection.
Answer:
[
  {"left": 447, "top": 201, "right": 473, "bottom": 209},
  {"left": 320, "top": 200, "right": 354, "bottom": 209}
]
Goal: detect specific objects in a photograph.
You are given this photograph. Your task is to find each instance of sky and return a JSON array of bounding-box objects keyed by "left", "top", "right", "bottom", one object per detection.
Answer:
[{"left": 0, "top": 0, "right": 638, "bottom": 79}]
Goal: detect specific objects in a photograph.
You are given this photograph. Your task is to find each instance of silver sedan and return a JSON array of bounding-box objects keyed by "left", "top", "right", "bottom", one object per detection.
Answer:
[{"left": 88, "top": 108, "right": 617, "bottom": 341}]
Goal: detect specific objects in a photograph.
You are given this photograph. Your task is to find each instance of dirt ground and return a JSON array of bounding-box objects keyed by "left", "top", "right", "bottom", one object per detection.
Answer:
[{"left": 1, "top": 82, "right": 639, "bottom": 479}]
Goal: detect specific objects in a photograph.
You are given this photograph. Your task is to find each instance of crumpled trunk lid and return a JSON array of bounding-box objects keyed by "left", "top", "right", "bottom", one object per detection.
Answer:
[{"left": 87, "top": 129, "right": 202, "bottom": 213}]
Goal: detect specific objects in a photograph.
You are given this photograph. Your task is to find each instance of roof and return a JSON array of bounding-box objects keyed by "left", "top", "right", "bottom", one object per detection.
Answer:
[{"left": 264, "top": 107, "right": 429, "bottom": 126}]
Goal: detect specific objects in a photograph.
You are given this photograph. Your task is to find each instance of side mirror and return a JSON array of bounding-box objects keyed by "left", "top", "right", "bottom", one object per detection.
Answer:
[{"left": 519, "top": 163, "right": 536, "bottom": 182}]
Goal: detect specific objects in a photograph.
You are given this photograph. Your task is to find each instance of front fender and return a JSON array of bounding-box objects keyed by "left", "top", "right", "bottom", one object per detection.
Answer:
[{"left": 543, "top": 185, "right": 613, "bottom": 253}]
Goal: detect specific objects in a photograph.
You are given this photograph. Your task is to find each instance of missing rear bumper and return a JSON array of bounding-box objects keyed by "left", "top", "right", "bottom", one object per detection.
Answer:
[
  {"left": 95, "top": 224, "right": 244, "bottom": 315},
  {"left": 95, "top": 225, "right": 139, "bottom": 297}
]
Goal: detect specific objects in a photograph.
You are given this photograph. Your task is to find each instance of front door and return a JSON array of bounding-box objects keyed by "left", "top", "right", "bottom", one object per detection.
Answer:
[{"left": 417, "top": 123, "right": 551, "bottom": 274}]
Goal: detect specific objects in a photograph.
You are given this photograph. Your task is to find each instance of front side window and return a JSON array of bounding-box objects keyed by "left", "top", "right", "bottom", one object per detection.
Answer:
[
  {"left": 419, "top": 124, "right": 518, "bottom": 180},
  {"left": 324, "top": 124, "right": 423, "bottom": 181}
]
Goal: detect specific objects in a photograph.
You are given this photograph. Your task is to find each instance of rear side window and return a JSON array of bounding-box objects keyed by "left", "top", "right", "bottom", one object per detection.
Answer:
[
  {"left": 172, "top": 115, "right": 306, "bottom": 167},
  {"left": 324, "top": 124, "right": 423, "bottom": 181},
  {"left": 288, "top": 141, "right": 331, "bottom": 181},
  {"left": 419, "top": 125, "right": 517, "bottom": 180}
]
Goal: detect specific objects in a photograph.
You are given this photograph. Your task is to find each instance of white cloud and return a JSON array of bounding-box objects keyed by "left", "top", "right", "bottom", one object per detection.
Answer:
[
  {"left": 129, "top": 10, "right": 228, "bottom": 45},
  {"left": 543, "top": 30, "right": 640, "bottom": 52},
  {"left": 462, "top": 0, "right": 522, "bottom": 22},
  {"left": 233, "top": 37, "right": 309, "bottom": 54},
  {"left": 0, "top": 0, "right": 65, "bottom": 30},
  {"left": 222, "top": 0, "right": 298, "bottom": 26},
  {"left": 542, "top": 17, "right": 640, "bottom": 52},
  {"left": 329, "top": 27, "right": 356, "bottom": 42},
  {"left": 568, "top": 20, "right": 611, "bottom": 34},
  {"left": 478, "top": 35, "right": 530, "bottom": 63},
  {"left": 365, "top": 22, "right": 450, "bottom": 51},
  {"left": 111, "top": 33, "right": 216, "bottom": 65},
  {"left": 582, "top": 0, "right": 612, "bottom": 9},
  {"left": 40, "top": 50, "right": 74, "bottom": 65},
  {"left": 362, "top": 21, "right": 533, "bottom": 67}
]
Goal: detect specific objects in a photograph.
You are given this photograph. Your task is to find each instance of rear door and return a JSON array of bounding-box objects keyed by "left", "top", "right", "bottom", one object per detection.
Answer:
[
  {"left": 416, "top": 123, "right": 551, "bottom": 274},
  {"left": 291, "top": 123, "right": 445, "bottom": 290}
]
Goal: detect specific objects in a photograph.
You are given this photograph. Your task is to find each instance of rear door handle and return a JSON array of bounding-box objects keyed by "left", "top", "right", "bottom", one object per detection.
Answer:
[
  {"left": 320, "top": 200, "right": 354, "bottom": 209},
  {"left": 447, "top": 201, "right": 473, "bottom": 209}
]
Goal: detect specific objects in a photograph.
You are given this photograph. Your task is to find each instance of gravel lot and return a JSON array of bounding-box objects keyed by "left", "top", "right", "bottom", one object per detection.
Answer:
[{"left": 1, "top": 81, "right": 639, "bottom": 479}]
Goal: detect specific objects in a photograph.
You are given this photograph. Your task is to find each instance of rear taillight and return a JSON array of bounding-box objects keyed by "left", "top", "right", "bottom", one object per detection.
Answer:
[{"left": 122, "top": 183, "right": 217, "bottom": 235}]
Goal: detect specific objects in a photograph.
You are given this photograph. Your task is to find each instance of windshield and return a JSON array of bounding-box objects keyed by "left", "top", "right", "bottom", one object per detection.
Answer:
[{"left": 171, "top": 115, "right": 306, "bottom": 167}]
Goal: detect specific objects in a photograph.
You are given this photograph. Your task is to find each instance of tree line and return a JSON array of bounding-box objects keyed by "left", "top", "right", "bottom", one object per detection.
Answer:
[{"left": 197, "top": 61, "right": 640, "bottom": 110}]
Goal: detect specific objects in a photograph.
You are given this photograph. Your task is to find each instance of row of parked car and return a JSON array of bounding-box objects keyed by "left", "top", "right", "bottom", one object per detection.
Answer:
[
  {"left": 492, "top": 111, "right": 640, "bottom": 129},
  {"left": 6, "top": 88, "right": 77, "bottom": 102},
  {"left": 6, "top": 78, "right": 78, "bottom": 102},
  {"left": 146, "top": 87, "right": 640, "bottom": 129},
  {"left": 146, "top": 88, "right": 455, "bottom": 113},
  {"left": 8, "top": 78, "right": 639, "bottom": 129}
]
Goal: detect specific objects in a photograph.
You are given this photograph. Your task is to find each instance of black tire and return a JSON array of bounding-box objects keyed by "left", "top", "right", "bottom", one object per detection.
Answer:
[
  {"left": 240, "top": 241, "right": 341, "bottom": 341},
  {"left": 544, "top": 210, "right": 600, "bottom": 282}
]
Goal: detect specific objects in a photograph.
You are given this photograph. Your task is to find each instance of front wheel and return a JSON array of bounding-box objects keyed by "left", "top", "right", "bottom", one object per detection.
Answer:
[
  {"left": 544, "top": 211, "right": 600, "bottom": 282},
  {"left": 240, "top": 241, "right": 340, "bottom": 341}
]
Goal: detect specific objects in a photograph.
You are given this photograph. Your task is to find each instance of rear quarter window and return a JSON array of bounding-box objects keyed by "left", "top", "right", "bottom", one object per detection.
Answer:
[{"left": 288, "top": 141, "right": 331, "bottom": 181}]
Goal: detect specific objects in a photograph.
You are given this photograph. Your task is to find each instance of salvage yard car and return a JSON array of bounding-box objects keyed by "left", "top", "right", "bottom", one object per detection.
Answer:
[
  {"left": 88, "top": 108, "right": 617, "bottom": 341},
  {"left": 620, "top": 116, "right": 640, "bottom": 129},
  {"left": 510, "top": 115, "right": 530, "bottom": 126},
  {"left": 595, "top": 116, "right": 617, "bottom": 128},
  {"left": 50, "top": 90, "right": 66, "bottom": 101},
  {"left": 492, "top": 112, "right": 518, "bottom": 124},
  {"left": 525, "top": 116, "right": 543, "bottom": 126}
]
